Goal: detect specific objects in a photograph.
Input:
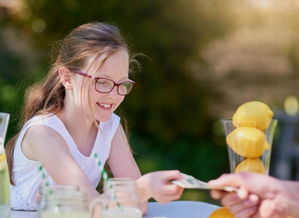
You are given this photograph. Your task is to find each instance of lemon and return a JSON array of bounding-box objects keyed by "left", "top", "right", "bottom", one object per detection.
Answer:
[
  {"left": 232, "top": 101, "right": 273, "bottom": 130},
  {"left": 235, "top": 158, "right": 266, "bottom": 174},
  {"left": 226, "top": 127, "right": 269, "bottom": 158},
  {"left": 209, "top": 207, "right": 234, "bottom": 218},
  {"left": 0, "top": 153, "right": 6, "bottom": 171}
]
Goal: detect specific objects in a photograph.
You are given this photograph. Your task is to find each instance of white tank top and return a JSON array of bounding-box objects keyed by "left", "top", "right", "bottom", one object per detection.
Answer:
[{"left": 11, "top": 113, "right": 120, "bottom": 210}]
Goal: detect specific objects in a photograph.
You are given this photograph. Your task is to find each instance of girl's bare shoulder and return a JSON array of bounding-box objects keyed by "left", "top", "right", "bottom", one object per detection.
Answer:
[
  {"left": 22, "top": 124, "right": 69, "bottom": 160},
  {"left": 25, "top": 124, "right": 61, "bottom": 142}
]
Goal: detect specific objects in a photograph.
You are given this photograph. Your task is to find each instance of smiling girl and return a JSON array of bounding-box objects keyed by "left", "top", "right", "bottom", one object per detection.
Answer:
[{"left": 5, "top": 22, "right": 183, "bottom": 213}]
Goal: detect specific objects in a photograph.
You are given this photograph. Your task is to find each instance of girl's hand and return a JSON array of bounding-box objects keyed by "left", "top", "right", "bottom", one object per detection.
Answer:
[{"left": 137, "top": 170, "right": 184, "bottom": 204}]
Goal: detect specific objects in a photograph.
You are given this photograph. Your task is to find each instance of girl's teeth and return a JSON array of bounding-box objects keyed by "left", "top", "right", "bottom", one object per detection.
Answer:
[{"left": 100, "top": 103, "right": 111, "bottom": 108}]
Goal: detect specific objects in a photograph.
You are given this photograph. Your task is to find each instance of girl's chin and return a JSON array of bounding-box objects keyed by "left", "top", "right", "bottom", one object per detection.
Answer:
[
  {"left": 94, "top": 112, "right": 113, "bottom": 122},
  {"left": 97, "top": 117, "right": 110, "bottom": 122}
]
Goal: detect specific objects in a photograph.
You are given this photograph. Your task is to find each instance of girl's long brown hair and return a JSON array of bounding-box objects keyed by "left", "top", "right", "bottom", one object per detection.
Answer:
[{"left": 6, "top": 22, "right": 131, "bottom": 185}]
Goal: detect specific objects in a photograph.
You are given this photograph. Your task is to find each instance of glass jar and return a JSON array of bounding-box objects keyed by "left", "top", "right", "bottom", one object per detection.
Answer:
[
  {"left": 91, "top": 178, "right": 142, "bottom": 218},
  {"left": 38, "top": 185, "right": 90, "bottom": 218},
  {"left": 0, "top": 112, "right": 10, "bottom": 218}
]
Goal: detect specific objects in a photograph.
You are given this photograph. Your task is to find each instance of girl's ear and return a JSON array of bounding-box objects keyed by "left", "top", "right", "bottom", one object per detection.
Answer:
[{"left": 58, "top": 67, "right": 73, "bottom": 90}]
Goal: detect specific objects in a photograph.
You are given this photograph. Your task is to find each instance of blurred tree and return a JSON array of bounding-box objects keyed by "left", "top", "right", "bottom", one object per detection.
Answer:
[
  {"left": 191, "top": 1, "right": 299, "bottom": 118},
  {"left": 15, "top": 0, "right": 234, "bottom": 142}
]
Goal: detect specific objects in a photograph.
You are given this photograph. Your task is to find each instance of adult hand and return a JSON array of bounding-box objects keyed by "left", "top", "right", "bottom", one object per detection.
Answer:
[{"left": 208, "top": 173, "right": 299, "bottom": 218}]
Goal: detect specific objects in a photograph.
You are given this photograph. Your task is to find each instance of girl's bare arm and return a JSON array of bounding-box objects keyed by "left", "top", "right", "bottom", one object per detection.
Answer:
[{"left": 22, "top": 125, "right": 99, "bottom": 201}]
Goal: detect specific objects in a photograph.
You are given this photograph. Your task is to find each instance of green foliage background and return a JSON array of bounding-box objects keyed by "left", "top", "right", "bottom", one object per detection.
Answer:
[{"left": 0, "top": 0, "right": 240, "bottom": 203}]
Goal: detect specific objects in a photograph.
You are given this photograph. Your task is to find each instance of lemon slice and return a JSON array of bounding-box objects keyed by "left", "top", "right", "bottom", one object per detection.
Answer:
[
  {"left": 210, "top": 207, "right": 234, "bottom": 218},
  {"left": 235, "top": 158, "right": 266, "bottom": 174},
  {"left": 226, "top": 127, "right": 268, "bottom": 158},
  {"left": 0, "top": 153, "right": 6, "bottom": 171},
  {"left": 232, "top": 101, "right": 273, "bottom": 130}
]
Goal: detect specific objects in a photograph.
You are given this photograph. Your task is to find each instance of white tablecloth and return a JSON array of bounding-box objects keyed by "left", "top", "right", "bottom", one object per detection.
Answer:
[
  {"left": 144, "top": 201, "right": 219, "bottom": 218},
  {"left": 10, "top": 201, "right": 219, "bottom": 218}
]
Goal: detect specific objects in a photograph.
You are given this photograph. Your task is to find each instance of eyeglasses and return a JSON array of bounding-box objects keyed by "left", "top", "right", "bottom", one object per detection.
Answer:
[{"left": 75, "top": 71, "right": 136, "bottom": 96}]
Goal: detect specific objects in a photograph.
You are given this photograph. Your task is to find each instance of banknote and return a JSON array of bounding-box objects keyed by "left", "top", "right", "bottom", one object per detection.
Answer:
[{"left": 172, "top": 173, "right": 237, "bottom": 192}]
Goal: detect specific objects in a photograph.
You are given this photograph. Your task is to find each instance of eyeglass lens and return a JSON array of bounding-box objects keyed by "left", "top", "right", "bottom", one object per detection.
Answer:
[{"left": 95, "top": 78, "right": 133, "bottom": 95}]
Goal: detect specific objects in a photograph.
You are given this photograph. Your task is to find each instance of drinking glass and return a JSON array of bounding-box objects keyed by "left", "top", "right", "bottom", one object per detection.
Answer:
[
  {"left": 91, "top": 178, "right": 142, "bottom": 218},
  {"left": 39, "top": 184, "right": 89, "bottom": 218}
]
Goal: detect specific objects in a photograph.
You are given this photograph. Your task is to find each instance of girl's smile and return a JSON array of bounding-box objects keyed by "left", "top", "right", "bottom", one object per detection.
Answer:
[{"left": 96, "top": 102, "right": 113, "bottom": 110}]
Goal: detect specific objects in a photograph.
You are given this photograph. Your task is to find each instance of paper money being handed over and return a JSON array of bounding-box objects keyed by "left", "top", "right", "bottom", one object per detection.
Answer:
[{"left": 172, "top": 173, "right": 237, "bottom": 192}]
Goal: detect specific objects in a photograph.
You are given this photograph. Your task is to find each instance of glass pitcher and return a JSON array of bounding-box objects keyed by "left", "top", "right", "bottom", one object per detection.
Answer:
[
  {"left": 0, "top": 112, "right": 10, "bottom": 218},
  {"left": 91, "top": 178, "right": 142, "bottom": 218},
  {"left": 38, "top": 185, "right": 90, "bottom": 218}
]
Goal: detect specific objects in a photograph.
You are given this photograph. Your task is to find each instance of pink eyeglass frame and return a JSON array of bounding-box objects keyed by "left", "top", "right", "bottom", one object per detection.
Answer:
[{"left": 75, "top": 71, "right": 136, "bottom": 96}]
